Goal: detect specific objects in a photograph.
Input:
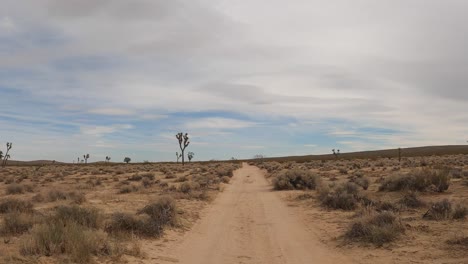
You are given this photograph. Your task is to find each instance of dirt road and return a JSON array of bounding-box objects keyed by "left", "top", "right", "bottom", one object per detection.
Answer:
[{"left": 156, "top": 163, "right": 353, "bottom": 264}]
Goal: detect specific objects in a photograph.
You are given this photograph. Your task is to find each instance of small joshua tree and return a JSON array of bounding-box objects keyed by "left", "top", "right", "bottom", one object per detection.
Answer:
[
  {"left": 176, "top": 132, "right": 190, "bottom": 165},
  {"left": 106, "top": 156, "right": 111, "bottom": 162},
  {"left": 1, "top": 142, "right": 12, "bottom": 167},
  {"left": 332, "top": 149, "right": 340, "bottom": 159},
  {"left": 188, "top": 152, "right": 194, "bottom": 162},
  {"left": 124, "top": 157, "right": 131, "bottom": 164},
  {"left": 83, "top": 154, "right": 90, "bottom": 164},
  {"left": 176, "top": 152, "right": 182, "bottom": 163},
  {"left": 398, "top": 148, "right": 402, "bottom": 163}
]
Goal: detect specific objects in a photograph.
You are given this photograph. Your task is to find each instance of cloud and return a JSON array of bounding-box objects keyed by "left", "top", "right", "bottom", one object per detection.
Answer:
[
  {"left": 80, "top": 124, "right": 133, "bottom": 136},
  {"left": 184, "top": 118, "right": 257, "bottom": 130},
  {"left": 1, "top": 0, "right": 468, "bottom": 161}
]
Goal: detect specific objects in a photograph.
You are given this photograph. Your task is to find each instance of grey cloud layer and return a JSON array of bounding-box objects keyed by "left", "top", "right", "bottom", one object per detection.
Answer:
[{"left": 1, "top": 0, "right": 468, "bottom": 154}]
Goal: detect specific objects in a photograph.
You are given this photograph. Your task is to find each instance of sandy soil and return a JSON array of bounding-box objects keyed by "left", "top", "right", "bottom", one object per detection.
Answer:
[{"left": 147, "top": 163, "right": 353, "bottom": 264}]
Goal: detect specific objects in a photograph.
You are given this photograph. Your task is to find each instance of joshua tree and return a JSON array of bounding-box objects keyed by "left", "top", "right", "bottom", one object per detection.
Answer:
[
  {"left": 188, "top": 152, "right": 194, "bottom": 162},
  {"left": 1, "top": 142, "right": 12, "bottom": 167},
  {"left": 332, "top": 149, "right": 340, "bottom": 159},
  {"left": 176, "top": 132, "right": 190, "bottom": 165},
  {"left": 83, "top": 154, "right": 90, "bottom": 164},
  {"left": 124, "top": 157, "right": 131, "bottom": 164},
  {"left": 105, "top": 156, "right": 111, "bottom": 162},
  {"left": 398, "top": 148, "right": 402, "bottom": 163},
  {"left": 176, "top": 152, "right": 182, "bottom": 163}
]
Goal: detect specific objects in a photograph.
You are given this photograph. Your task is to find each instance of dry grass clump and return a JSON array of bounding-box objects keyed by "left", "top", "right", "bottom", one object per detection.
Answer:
[
  {"left": 178, "top": 181, "right": 200, "bottom": 193},
  {"left": 0, "top": 199, "right": 33, "bottom": 214},
  {"left": 20, "top": 221, "right": 115, "bottom": 264},
  {"left": 273, "top": 169, "right": 321, "bottom": 190},
  {"left": 318, "top": 182, "right": 360, "bottom": 210},
  {"left": 447, "top": 235, "right": 468, "bottom": 247},
  {"left": 1, "top": 213, "right": 35, "bottom": 235},
  {"left": 423, "top": 199, "right": 452, "bottom": 220},
  {"left": 345, "top": 211, "right": 405, "bottom": 246},
  {"left": 107, "top": 196, "right": 178, "bottom": 238},
  {"left": 398, "top": 192, "right": 425, "bottom": 208},
  {"left": 118, "top": 184, "right": 140, "bottom": 194},
  {"left": 54, "top": 205, "right": 101, "bottom": 229},
  {"left": 452, "top": 204, "right": 468, "bottom": 220},
  {"left": 6, "top": 183, "right": 34, "bottom": 195},
  {"left": 379, "top": 168, "right": 450, "bottom": 192}
]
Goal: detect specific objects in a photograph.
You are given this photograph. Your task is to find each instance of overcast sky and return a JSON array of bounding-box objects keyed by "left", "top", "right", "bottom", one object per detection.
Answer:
[{"left": 1, "top": 0, "right": 467, "bottom": 162}]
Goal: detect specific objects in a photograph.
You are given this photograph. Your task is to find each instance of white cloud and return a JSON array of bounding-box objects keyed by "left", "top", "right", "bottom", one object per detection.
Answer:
[
  {"left": 80, "top": 124, "right": 133, "bottom": 136},
  {"left": 184, "top": 118, "right": 257, "bottom": 129}
]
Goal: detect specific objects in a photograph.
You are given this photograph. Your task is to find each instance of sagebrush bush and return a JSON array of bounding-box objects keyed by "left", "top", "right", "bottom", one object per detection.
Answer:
[
  {"left": 54, "top": 205, "right": 101, "bottom": 229},
  {"left": 6, "top": 183, "right": 25, "bottom": 195},
  {"left": 423, "top": 199, "right": 452, "bottom": 220},
  {"left": 318, "top": 183, "right": 359, "bottom": 210},
  {"left": 178, "top": 181, "right": 200, "bottom": 193},
  {"left": 0, "top": 199, "right": 33, "bottom": 214},
  {"left": 1, "top": 213, "right": 34, "bottom": 235},
  {"left": 379, "top": 168, "right": 450, "bottom": 192},
  {"left": 20, "top": 220, "right": 114, "bottom": 264},
  {"left": 138, "top": 196, "right": 177, "bottom": 227},
  {"left": 398, "top": 192, "right": 425, "bottom": 208},
  {"left": 273, "top": 169, "right": 320, "bottom": 190},
  {"left": 452, "top": 204, "right": 467, "bottom": 220},
  {"left": 345, "top": 211, "right": 404, "bottom": 246}
]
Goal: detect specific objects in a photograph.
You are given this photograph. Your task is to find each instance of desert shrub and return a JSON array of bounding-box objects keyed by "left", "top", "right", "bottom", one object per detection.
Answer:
[
  {"left": 221, "top": 176, "right": 230, "bottom": 183},
  {"left": 6, "top": 183, "right": 25, "bottom": 195},
  {"left": 379, "top": 168, "right": 450, "bottom": 192},
  {"left": 54, "top": 206, "right": 101, "bottom": 229},
  {"left": 354, "top": 177, "right": 370, "bottom": 190},
  {"left": 447, "top": 236, "right": 468, "bottom": 247},
  {"left": 68, "top": 192, "right": 86, "bottom": 204},
  {"left": 175, "top": 175, "right": 188, "bottom": 182},
  {"left": 345, "top": 211, "right": 404, "bottom": 246},
  {"left": 452, "top": 204, "right": 468, "bottom": 220},
  {"left": 141, "top": 178, "right": 153, "bottom": 188},
  {"left": 178, "top": 182, "right": 200, "bottom": 193},
  {"left": 128, "top": 174, "right": 142, "bottom": 181},
  {"left": 48, "top": 190, "right": 68, "bottom": 201},
  {"left": 105, "top": 213, "right": 147, "bottom": 236},
  {"left": 138, "top": 196, "right": 177, "bottom": 227},
  {"left": 398, "top": 192, "right": 425, "bottom": 208},
  {"left": 20, "top": 220, "right": 113, "bottom": 264},
  {"left": 1, "top": 213, "right": 34, "bottom": 235},
  {"left": 140, "top": 172, "right": 155, "bottom": 180},
  {"left": 318, "top": 183, "right": 359, "bottom": 210},
  {"left": 429, "top": 169, "right": 450, "bottom": 192},
  {"left": 423, "top": 199, "right": 452, "bottom": 220},
  {"left": 216, "top": 167, "right": 234, "bottom": 178},
  {"left": 118, "top": 185, "right": 139, "bottom": 194},
  {"left": 273, "top": 169, "right": 320, "bottom": 190},
  {"left": 0, "top": 199, "right": 33, "bottom": 214}
]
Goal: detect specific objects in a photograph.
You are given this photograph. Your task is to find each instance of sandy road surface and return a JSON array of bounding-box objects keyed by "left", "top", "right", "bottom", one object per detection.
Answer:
[{"left": 157, "top": 163, "right": 353, "bottom": 264}]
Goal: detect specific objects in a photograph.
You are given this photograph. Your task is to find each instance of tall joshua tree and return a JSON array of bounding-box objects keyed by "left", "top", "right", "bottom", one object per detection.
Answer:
[
  {"left": 106, "top": 156, "right": 111, "bottom": 162},
  {"left": 176, "top": 132, "right": 190, "bottom": 165},
  {"left": 1, "top": 142, "right": 12, "bottom": 167},
  {"left": 332, "top": 149, "right": 340, "bottom": 159},
  {"left": 83, "top": 154, "right": 90, "bottom": 164}
]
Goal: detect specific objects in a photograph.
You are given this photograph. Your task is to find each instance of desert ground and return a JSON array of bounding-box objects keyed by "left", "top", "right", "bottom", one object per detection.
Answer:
[{"left": 0, "top": 153, "right": 467, "bottom": 264}]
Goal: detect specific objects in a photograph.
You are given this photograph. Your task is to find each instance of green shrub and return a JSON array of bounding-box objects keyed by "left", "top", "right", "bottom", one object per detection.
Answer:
[
  {"left": 273, "top": 169, "right": 320, "bottom": 190},
  {"left": 345, "top": 211, "right": 404, "bottom": 246}
]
